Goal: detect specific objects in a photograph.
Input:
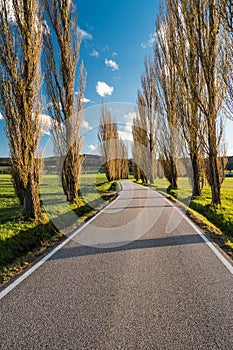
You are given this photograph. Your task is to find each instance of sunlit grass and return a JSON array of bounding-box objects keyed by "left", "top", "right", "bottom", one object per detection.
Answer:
[
  {"left": 150, "top": 176, "right": 233, "bottom": 253},
  {"left": 0, "top": 173, "right": 117, "bottom": 284}
]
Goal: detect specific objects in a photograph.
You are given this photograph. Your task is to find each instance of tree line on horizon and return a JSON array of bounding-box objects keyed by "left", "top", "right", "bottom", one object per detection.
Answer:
[
  {"left": 0, "top": 0, "right": 232, "bottom": 221},
  {"left": 0, "top": 0, "right": 129, "bottom": 221},
  {"left": 133, "top": 0, "right": 232, "bottom": 206},
  {"left": 98, "top": 101, "right": 129, "bottom": 181},
  {"left": 0, "top": 0, "right": 88, "bottom": 219}
]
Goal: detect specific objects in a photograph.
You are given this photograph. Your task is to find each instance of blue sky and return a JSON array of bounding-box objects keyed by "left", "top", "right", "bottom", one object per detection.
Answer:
[
  {"left": 77, "top": 0, "right": 159, "bottom": 104},
  {"left": 0, "top": 0, "right": 233, "bottom": 157},
  {"left": 0, "top": 0, "right": 159, "bottom": 157}
]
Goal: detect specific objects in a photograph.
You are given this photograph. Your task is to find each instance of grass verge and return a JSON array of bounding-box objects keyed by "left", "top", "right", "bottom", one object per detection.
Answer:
[
  {"left": 0, "top": 173, "right": 118, "bottom": 286},
  {"left": 148, "top": 177, "right": 233, "bottom": 259}
]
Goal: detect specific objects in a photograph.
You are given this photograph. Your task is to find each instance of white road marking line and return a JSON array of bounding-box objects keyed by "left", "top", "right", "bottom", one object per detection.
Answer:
[
  {"left": 0, "top": 197, "right": 117, "bottom": 300},
  {"left": 146, "top": 186, "right": 233, "bottom": 274},
  {"left": 1, "top": 182, "right": 232, "bottom": 301},
  {"left": 167, "top": 197, "right": 233, "bottom": 275}
]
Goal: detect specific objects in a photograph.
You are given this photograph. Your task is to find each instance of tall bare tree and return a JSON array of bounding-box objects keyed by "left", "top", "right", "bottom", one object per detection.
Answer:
[
  {"left": 0, "top": 0, "right": 43, "bottom": 219},
  {"left": 169, "top": 0, "right": 228, "bottom": 204},
  {"left": 220, "top": 1, "right": 233, "bottom": 34},
  {"left": 43, "top": 0, "right": 85, "bottom": 203},
  {"left": 134, "top": 56, "right": 158, "bottom": 184},
  {"left": 192, "top": 0, "right": 227, "bottom": 205},
  {"left": 169, "top": 0, "right": 206, "bottom": 196},
  {"left": 119, "top": 140, "right": 129, "bottom": 179},
  {"left": 154, "top": 4, "right": 178, "bottom": 189},
  {"left": 219, "top": 0, "right": 233, "bottom": 115},
  {"left": 132, "top": 113, "right": 150, "bottom": 183},
  {"left": 98, "top": 101, "right": 128, "bottom": 181}
]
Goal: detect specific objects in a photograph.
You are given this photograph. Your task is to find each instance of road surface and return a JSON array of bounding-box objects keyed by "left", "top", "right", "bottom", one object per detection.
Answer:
[{"left": 0, "top": 180, "right": 232, "bottom": 349}]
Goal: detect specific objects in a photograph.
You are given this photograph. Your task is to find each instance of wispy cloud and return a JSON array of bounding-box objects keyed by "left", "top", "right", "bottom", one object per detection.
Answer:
[
  {"left": 112, "top": 52, "right": 117, "bottom": 57},
  {"left": 90, "top": 49, "right": 99, "bottom": 58},
  {"left": 81, "top": 97, "right": 91, "bottom": 104},
  {"left": 141, "top": 32, "right": 156, "bottom": 49},
  {"left": 96, "top": 81, "right": 114, "bottom": 97},
  {"left": 105, "top": 59, "right": 119, "bottom": 71},
  {"left": 0, "top": 0, "right": 15, "bottom": 22},
  {"left": 82, "top": 120, "right": 92, "bottom": 130},
  {"left": 118, "top": 127, "right": 133, "bottom": 142},
  {"left": 118, "top": 112, "right": 136, "bottom": 142},
  {"left": 38, "top": 114, "right": 54, "bottom": 136},
  {"left": 124, "top": 112, "right": 136, "bottom": 124},
  {"left": 88, "top": 144, "right": 97, "bottom": 151},
  {"left": 75, "top": 93, "right": 91, "bottom": 104},
  {"left": 80, "top": 29, "right": 93, "bottom": 41},
  {"left": 42, "top": 20, "right": 50, "bottom": 35}
]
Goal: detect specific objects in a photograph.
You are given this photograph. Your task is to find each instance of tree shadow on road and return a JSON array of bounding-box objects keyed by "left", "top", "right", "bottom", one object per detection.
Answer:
[{"left": 49, "top": 233, "right": 205, "bottom": 260}]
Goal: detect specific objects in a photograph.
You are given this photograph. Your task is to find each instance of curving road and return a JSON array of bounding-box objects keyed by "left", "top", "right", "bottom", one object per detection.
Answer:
[{"left": 0, "top": 180, "right": 232, "bottom": 349}]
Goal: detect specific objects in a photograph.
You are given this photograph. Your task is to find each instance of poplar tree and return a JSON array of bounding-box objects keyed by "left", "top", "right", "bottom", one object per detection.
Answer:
[
  {"left": 98, "top": 102, "right": 128, "bottom": 181},
  {"left": 220, "top": 0, "right": 233, "bottom": 114},
  {"left": 169, "top": 0, "right": 206, "bottom": 196},
  {"left": 0, "top": 0, "right": 43, "bottom": 219},
  {"left": 132, "top": 112, "right": 150, "bottom": 184},
  {"left": 193, "top": 0, "right": 227, "bottom": 205},
  {"left": 154, "top": 5, "right": 178, "bottom": 189},
  {"left": 134, "top": 56, "right": 158, "bottom": 184},
  {"left": 43, "top": 0, "right": 85, "bottom": 203}
]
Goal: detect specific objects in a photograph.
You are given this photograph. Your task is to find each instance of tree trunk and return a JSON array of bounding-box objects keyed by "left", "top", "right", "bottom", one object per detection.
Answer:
[
  {"left": 62, "top": 172, "right": 77, "bottom": 203},
  {"left": 61, "top": 149, "right": 84, "bottom": 204},
  {"left": 148, "top": 149, "right": 155, "bottom": 184},
  {"left": 22, "top": 177, "right": 41, "bottom": 220},
  {"left": 11, "top": 168, "right": 25, "bottom": 206},
  {"left": 191, "top": 154, "right": 202, "bottom": 197},
  {"left": 170, "top": 156, "right": 178, "bottom": 189},
  {"left": 208, "top": 150, "right": 221, "bottom": 206},
  {"left": 207, "top": 93, "right": 221, "bottom": 206}
]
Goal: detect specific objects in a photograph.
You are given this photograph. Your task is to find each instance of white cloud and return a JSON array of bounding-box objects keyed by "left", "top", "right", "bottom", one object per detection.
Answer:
[
  {"left": 38, "top": 114, "right": 53, "bottom": 127},
  {"left": 82, "top": 120, "right": 92, "bottom": 130},
  {"left": 0, "top": 113, "right": 4, "bottom": 120},
  {"left": 105, "top": 59, "right": 119, "bottom": 71},
  {"left": 118, "top": 124, "right": 133, "bottom": 142},
  {"left": 123, "top": 111, "right": 136, "bottom": 124},
  {"left": 38, "top": 114, "right": 54, "bottom": 136},
  {"left": 0, "top": 0, "right": 16, "bottom": 22},
  {"left": 141, "top": 32, "right": 156, "bottom": 49},
  {"left": 81, "top": 97, "right": 91, "bottom": 103},
  {"left": 42, "top": 20, "right": 50, "bottom": 35},
  {"left": 75, "top": 93, "right": 91, "bottom": 103},
  {"left": 80, "top": 29, "right": 93, "bottom": 41},
  {"left": 118, "top": 112, "right": 136, "bottom": 142},
  {"left": 90, "top": 49, "right": 99, "bottom": 58},
  {"left": 88, "top": 144, "right": 97, "bottom": 151},
  {"left": 96, "top": 81, "right": 114, "bottom": 97},
  {"left": 112, "top": 52, "right": 117, "bottom": 57}
]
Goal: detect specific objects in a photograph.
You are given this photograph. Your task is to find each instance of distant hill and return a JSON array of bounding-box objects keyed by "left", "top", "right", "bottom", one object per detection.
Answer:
[
  {"left": 0, "top": 155, "right": 105, "bottom": 174},
  {"left": 0, "top": 158, "right": 11, "bottom": 166},
  {"left": 228, "top": 156, "right": 233, "bottom": 171},
  {"left": 0, "top": 155, "right": 232, "bottom": 175}
]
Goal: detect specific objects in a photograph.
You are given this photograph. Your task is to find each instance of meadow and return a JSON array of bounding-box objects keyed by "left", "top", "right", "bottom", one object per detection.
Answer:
[
  {"left": 150, "top": 177, "right": 233, "bottom": 254},
  {"left": 0, "top": 173, "right": 117, "bottom": 285},
  {"left": 1, "top": 173, "right": 232, "bottom": 285}
]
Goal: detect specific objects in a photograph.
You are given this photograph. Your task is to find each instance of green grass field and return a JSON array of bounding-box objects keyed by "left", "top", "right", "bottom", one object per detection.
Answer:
[
  {"left": 150, "top": 177, "right": 233, "bottom": 252},
  {"left": 0, "top": 173, "right": 117, "bottom": 284},
  {"left": 1, "top": 174, "right": 232, "bottom": 284}
]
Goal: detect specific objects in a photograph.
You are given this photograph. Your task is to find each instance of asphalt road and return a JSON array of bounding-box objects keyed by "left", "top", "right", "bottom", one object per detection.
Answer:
[{"left": 0, "top": 180, "right": 232, "bottom": 349}]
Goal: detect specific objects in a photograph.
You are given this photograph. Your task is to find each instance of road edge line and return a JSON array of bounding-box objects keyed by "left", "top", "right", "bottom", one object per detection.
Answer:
[
  {"left": 168, "top": 199, "right": 233, "bottom": 275},
  {"left": 146, "top": 184, "right": 233, "bottom": 275},
  {"left": 0, "top": 193, "right": 120, "bottom": 300}
]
